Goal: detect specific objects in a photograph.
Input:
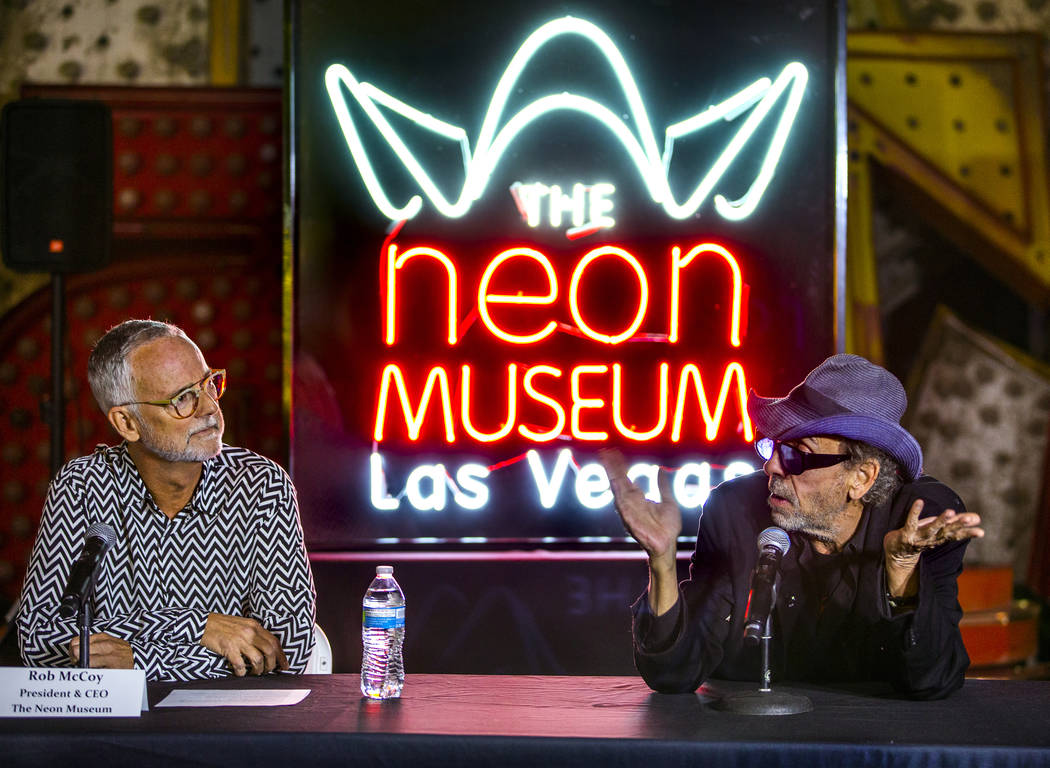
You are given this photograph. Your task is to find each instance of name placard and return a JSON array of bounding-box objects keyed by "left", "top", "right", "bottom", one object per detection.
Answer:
[{"left": 0, "top": 667, "right": 148, "bottom": 717}]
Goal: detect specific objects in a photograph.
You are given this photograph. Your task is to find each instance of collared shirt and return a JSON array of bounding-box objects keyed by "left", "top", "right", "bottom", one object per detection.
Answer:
[
  {"left": 778, "top": 525, "right": 868, "bottom": 682},
  {"left": 17, "top": 443, "right": 316, "bottom": 681}
]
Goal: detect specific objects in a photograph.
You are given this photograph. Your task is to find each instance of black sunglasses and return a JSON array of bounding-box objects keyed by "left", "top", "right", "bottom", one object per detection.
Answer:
[{"left": 755, "top": 437, "right": 850, "bottom": 476}]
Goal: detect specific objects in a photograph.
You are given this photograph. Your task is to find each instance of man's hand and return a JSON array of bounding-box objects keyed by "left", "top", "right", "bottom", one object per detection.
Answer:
[
  {"left": 200, "top": 613, "right": 289, "bottom": 676},
  {"left": 599, "top": 448, "right": 681, "bottom": 562},
  {"left": 68, "top": 633, "right": 134, "bottom": 668},
  {"left": 883, "top": 499, "right": 984, "bottom": 598},
  {"left": 599, "top": 448, "right": 681, "bottom": 616}
]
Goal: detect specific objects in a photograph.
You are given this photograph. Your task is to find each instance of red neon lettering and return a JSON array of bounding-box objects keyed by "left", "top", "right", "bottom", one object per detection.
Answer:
[
  {"left": 477, "top": 247, "right": 558, "bottom": 344},
  {"left": 669, "top": 243, "right": 743, "bottom": 346},
  {"left": 611, "top": 362, "right": 669, "bottom": 441},
  {"left": 374, "top": 361, "right": 754, "bottom": 445},
  {"left": 570, "top": 364, "right": 609, "bottom": 440},
  {"left": 518, "top": 365, "right": 566, "bottom": 441},
  {"left": 386, "top": 242, "right": 745, "bottom": 347},
  {"left": 461, "top": 364, "right": 518, "bottom": 442},
  {"left": 385, "top": 245, "right": 458, "bottom": 346},
  {"left": 376, "top": 240, "right": 756, "bottom": 447},
  {"left": 671, "top": 362, "right": 754, "bottom": 442},
  {"left": 568, "top": 246, "right": 649, "bottom": 344},
  {"left": 374, "top": 364, "right": 455, "bottom": 442}
]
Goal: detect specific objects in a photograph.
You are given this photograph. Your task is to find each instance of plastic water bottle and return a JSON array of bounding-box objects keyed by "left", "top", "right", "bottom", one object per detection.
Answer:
[{"left": 361, "top": 565, "right": 405, "bottom": 699}]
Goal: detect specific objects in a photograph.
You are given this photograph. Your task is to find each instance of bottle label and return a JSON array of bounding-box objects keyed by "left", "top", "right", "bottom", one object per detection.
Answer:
[{"left": 363, "top": 606, "right": 405, "bottom": 629}]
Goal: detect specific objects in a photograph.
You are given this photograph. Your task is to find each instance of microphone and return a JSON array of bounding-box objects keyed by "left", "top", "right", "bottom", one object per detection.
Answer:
[
  {"left": 58, "top": 522, "right": 117, "bottom": 618},
  {"left": 743, "top": 526, "right": 790, "bottom": 646}
]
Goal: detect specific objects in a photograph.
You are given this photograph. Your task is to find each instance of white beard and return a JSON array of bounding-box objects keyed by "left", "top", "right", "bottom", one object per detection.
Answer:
[{"left": 137, "top": 413, "right": 224, "bottom": 463}]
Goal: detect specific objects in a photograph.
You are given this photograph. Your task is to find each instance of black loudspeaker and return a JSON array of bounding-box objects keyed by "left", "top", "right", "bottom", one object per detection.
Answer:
[{"left": 0, "top": 99, "right": 112, "bottom": 273}]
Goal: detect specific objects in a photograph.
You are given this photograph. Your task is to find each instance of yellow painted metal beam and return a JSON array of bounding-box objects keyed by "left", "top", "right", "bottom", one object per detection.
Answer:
[
  {"left": 847, "top": 32, "right": 1050, "bottom": 305},
  {"left": 846, "top": 153, "right": 884, "bottom": 363},
  {"left": 209, "top": 0, "right": 243, "bottom": 86}
]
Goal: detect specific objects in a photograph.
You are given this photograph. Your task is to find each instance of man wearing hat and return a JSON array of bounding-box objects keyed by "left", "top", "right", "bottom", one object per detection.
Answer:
[{"left": 601, "top": 354, "right": 983, "bottom": 699}]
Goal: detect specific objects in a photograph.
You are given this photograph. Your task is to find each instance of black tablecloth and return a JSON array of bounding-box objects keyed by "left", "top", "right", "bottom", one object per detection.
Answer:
[{"left": 3, "top": 674, "right": 1049, "bottom": 767}]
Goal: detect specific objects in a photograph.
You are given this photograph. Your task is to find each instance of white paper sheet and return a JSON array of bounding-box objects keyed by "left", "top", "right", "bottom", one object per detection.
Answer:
[{"left": 155, "top": 689, "right": 311, "bottom": 707}]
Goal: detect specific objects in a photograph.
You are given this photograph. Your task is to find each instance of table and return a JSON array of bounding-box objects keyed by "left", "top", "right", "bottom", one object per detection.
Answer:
[{"left": 3, "top": 674, "right": 1049, "bottom": 767}]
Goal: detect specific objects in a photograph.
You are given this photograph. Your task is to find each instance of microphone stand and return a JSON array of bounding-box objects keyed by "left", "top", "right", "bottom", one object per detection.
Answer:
[
  {"left": 759, "top": 613, "right": 773, "bottom": 692},
  {"left": 76, "top": 576, "right": 94, "bottom": 669},
  {"left": 714, "top": 583, "right": 813, "bottom": 715}
]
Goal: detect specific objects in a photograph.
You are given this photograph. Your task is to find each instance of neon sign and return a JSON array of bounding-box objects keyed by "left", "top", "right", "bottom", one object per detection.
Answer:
[
  {"left": 369, "top": 448, "right": 756, "bottom": 513},
  {"left": 510, "top": 182, "right": 617, "bottom": 230},
  {"left": 373, "top": 360, "right": 754, "bottom": 444},
  {"left": 295, "top": 4, "right": 840, "bottom": 540},
  {"left": 372, "top": 236, "right": 758, "bottom": 512},
  {"left": 324, "top": 16, "right": 808, "bottom": 224},
  {"left": 383, "top": 242, "right": 745, "bottom": 347}
]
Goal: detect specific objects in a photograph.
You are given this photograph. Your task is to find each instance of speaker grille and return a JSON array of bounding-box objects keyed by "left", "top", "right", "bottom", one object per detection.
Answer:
[{"left": 1, "top": 99, "right": 112, "bottom": 273}]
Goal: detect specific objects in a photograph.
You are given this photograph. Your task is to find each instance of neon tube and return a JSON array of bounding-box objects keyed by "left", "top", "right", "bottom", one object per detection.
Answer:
[
  {"left": 611, "top": 362, "right": 669, "bottom": 440},
  {"left": 568, "top": 246, "right": 649, "bottom": 345},
  {"left": 671, "top": 362, "right": 754, "bottom": 442},
  {"left": 385, "top": 245, "right": 458, "bottom": 346},
  {"left": 324, "top": 17, "right": 808, "bottom": 222},
  {"left": 570, "top": 364, "right": 609, "bottom": 440},
  {"left": 477, "top": 247, "right": 558, "bottom": 344},
  {"left": 669, "top": 243, "right": 744, "bottom": 346},
  {"left": 374, "top": 364, "right": 455, "bottom": 441},
  {"left": 518, "top": 365, "right": 566, "bottom": 441},
  {"left": 460, "top": 364, "right": 518, "bottom": 442}
]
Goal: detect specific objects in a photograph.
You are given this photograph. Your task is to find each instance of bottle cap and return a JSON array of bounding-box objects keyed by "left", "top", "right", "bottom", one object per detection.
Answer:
[{"left": 376, "top": 565, "right": 393, "bottom": 575}]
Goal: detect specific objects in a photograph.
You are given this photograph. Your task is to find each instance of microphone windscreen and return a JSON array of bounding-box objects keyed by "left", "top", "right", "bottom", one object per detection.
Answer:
[
  {"left": 757, "top": 526, "right": 790, "bottom": 556},
  {"left": 84, "top": 522, "right": 117, "bottom": 552}
]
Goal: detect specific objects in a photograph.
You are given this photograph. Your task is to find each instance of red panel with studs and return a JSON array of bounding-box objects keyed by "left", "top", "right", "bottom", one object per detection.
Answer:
[{"left": 0, "top": 86, "right": 285, "bottom": 610}]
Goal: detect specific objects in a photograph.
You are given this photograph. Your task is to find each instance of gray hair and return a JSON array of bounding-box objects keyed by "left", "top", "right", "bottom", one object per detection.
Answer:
[
  {"left": 842, "top": 437, "right": 903, "bottom": 508},
  {"left": 87, "top": 319, "right": 189, "bottom": 412}
]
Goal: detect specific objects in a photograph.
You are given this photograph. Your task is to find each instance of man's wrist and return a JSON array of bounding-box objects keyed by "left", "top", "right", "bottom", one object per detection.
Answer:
[
  {"left": 649, "top": 547, "right": 677, "bottom": 573},
  {"left": 884, "top": 554, "right": 920, "bottom": 597},
  {"left": 647, "top": 552, "right": 680, "bottom": 617}
]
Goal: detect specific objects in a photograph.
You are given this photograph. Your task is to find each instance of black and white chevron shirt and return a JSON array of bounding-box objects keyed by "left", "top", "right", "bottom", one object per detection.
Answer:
[{"left": 17, "top": 443, "right": 316, "bottom": 681}]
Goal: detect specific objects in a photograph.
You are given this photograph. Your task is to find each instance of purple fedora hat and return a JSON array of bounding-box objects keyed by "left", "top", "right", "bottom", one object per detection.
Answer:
[{"left": 746, "top": 354, "right": 923, "bottom": 481}]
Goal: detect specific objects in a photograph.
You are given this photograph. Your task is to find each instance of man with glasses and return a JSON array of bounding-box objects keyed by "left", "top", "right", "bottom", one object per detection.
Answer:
[
  {"left": 601, "top": 354, "right": 983, "bottom": 699},
  {"left": 18, "top": 320, "right": 316, "bottom": 680}
]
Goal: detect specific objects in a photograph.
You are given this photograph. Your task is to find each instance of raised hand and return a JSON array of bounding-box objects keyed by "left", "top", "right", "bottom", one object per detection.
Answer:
[
  {"left": 883, "top": 499, "right": 984, "bottom": 598},
  {"left": 599, "top": 448, "right": 681, "bottom": 562},
  {"left": 599, "top": 448, "right": 682, "bottom": 616},
  {"left": 200, "top": 613, "right": 289, "bottom": 676}
]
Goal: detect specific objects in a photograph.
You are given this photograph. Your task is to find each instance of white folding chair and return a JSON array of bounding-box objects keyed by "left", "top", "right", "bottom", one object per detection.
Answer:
[{"left": 303, "top": 623, "right": 333, "bottom": 674}]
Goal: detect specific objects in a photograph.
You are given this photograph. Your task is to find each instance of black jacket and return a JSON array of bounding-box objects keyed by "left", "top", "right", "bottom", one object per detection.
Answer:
[{"left": 633, "top": 471, "right": 970, "bottom": 699}]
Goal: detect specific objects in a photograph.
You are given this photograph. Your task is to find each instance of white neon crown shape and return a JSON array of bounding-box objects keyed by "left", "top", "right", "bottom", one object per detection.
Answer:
[{"left": 324, "top": 16, "right": 808, "bottom": 222}]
